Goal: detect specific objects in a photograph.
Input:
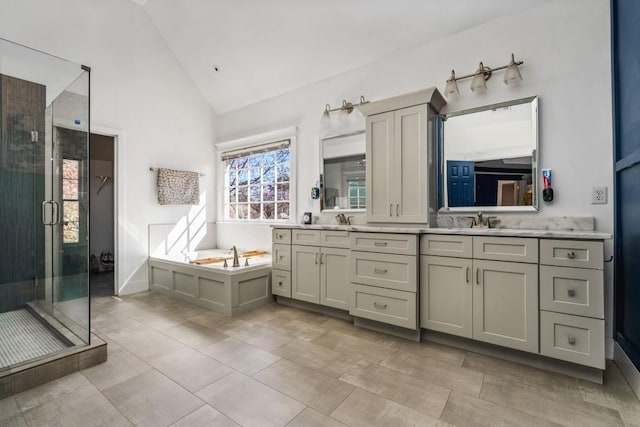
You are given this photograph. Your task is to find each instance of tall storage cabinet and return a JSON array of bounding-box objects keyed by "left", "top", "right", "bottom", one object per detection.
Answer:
[{"left": 362, "top": 88, "right": 445, "bottom": 224}]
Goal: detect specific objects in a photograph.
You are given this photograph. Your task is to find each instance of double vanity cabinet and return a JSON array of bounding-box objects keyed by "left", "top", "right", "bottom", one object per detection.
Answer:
[{"left": 272, "top": 226, "right": 608, "bottom": 372}]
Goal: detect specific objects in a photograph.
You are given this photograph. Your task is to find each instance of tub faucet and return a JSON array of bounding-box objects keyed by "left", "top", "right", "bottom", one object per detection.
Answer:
[
  {"left": 230, "top": 246, "right": 240, "bottom": 267},
  {"left": 473, "top": 212, "right": 488, "bottom": 228}
]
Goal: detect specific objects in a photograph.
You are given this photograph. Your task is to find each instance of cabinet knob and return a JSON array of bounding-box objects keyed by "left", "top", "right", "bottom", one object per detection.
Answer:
[
  {"left": 374, "top": 268, "right": 388, "bottom": 274},
  {"left": 567, "top": 289, "right": 576, "bottom": 297},
  {"left": 374, "top": 302, "right": 388, "bottom": 310},
  {"left": 567, "top": 251, "right": 576, "bottom": 259},
  {"left": 279, "top": 255, "right": 283, "bottom": 259},
  {"left": 568, "top": 335, "right": 576, "bottom": 345},
  {"left": 278, "top": 281, "right": 282, "bottom": 286}
]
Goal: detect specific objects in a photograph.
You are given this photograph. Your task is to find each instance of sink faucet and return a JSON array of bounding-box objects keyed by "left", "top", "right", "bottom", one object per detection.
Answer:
[
  {"left": 230, "top": 246, "right": 240, "bottom": 267},
  {"left": 473, "top": 211, "right": 489, "bottom": 228}
]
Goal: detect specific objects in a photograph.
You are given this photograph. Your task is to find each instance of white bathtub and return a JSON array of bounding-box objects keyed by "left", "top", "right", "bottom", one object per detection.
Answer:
[{"left": 148, "top": 249, "right": 273, "bottom": 316}]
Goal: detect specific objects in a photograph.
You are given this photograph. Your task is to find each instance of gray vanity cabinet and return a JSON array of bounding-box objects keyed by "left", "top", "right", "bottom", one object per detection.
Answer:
[
  {"left": 271, "top": 229, "right": 292, "bottom": 298},
  {"left": 420, "top": 235, "right": 539, "bottom": 353},
  {"left": 290, "top": 230, "right": 350, "bottom": 309}
]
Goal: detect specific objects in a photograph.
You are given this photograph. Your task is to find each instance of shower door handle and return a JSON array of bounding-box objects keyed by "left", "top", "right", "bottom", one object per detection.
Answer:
[
  {"left": 41, "top": 201, "right": 54, "bottom": 225},
  {"left": 51, "top": 201, "right": 61, "bottom": 225}
]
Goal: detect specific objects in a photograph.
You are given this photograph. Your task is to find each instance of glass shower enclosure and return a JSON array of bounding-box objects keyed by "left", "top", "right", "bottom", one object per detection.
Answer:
[{"left": 0, "top": 38, "right": 90, "bottom": 371}]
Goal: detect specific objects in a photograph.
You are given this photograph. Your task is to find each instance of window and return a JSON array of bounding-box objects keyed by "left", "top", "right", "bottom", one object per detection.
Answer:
[
  {"left": 348, "top": 179, "right": 366, "bottom": 209},
  {"left": 62, "top": 158, "right": 81, "bottom": 243},
  {"left": 223, "top": 140, "right": 290, "bottom": 220}
]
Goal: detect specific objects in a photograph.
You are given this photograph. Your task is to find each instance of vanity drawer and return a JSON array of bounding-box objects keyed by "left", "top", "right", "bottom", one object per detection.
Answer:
[
  {"left": 350, "top": 251, "right": 417, "bottom": 292},
  {"left": 272, "top": 244, "right": 291, "bottom": 271},
  {"left": 540, "top": 239, "right": 603, "bottom": 270},
  {"left": 271, "top": 269, "right": 291, "bottom": 298},
  {"left": 420, "top": 234, "right": 472, "bottom": 258},
  {"left": 540, "top": 266, "right": 604, "bottom": 318},
  {"left": 320, "top": 230, "right": 349, "bottom": 248},
  {"left": 473, "top": 236, "right": 538, "bottom": 263},
  {"left": 292, "top": 229, "right": 321, "bottom": 246},
  {"left": 540, "top": 311, "right": 605, "bottom": 369},
  {"left": 350, "top": 232, "right": 417, "bottom": 255},
  {"left": 350, "top": 283, "right": 417, "bottom": 330},
  {"left": 272, "top": 228, "right": 291, "bottom": 244}
]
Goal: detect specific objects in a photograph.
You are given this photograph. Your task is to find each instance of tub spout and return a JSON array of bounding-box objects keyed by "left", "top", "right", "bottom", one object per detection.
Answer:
[{"left": 231, "top": 246, "right": 240, "bottom": 267}]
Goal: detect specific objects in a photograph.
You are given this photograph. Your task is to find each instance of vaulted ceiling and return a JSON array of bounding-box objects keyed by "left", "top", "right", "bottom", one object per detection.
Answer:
[{"left": 134, "top": 0, "right": 549, "bottom": 113}]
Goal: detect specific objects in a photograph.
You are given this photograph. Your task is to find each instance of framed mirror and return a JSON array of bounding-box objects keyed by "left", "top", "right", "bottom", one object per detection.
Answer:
[
  {"left": 320, "top": 130, "right": 366, "bottom": 212},
  {"left": 440, "top": 96, "right": 538, "bottom": 212}
]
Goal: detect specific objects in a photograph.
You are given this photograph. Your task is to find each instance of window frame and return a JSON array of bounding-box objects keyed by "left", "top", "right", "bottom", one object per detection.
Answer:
[
  {"left": 60, "top": 156, "right": 86, "bottom": 246},
  {"left": 216, "top": 128, "right": 297, "bottom": 224}
]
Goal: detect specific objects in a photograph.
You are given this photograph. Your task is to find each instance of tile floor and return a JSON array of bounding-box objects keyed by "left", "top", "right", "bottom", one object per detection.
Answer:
[{"left": 1, "top": 292, "right": 639, "bottom": 426}]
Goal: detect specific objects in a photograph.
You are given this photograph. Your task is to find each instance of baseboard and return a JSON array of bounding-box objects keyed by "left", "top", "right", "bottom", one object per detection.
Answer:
[
  {"left": 118, "top": 279, "right": 148, "bottom": 296},
  {"left": 614, "top": 341, "right": 640, "bottom": 400}
]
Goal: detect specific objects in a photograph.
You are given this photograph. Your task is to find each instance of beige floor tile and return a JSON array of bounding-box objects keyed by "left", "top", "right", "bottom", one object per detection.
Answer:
[
  {"left": 196, "top": 372, "right": 304, "bottom": 427},
  {"left": 272, "top": 339, "right": 360, "bottom": 378},
  {"left": 312, "top": 330, "right": 397, "bottom": 364},
  {"left": 0, "top": 397, "right": 23, "bottom": 422},
  {"left": 149, "top": 347, "right": 233, "bottom": 393},
  {"left": 130, "top": 310, "right": 185, "bottom": 331},
  {"left": 113, "top": 328, "right": 189, "bottom": 361},
  {"left": 234, "top": 303, "right": 284, "bottom": 325},
  {"left": 254, "top": 359, "right": 355, "bottom": 414},
  {"left": 160, "top": 321, "right": 228, "bottom": 349},
  {"left": 171, "top": 405, "right": 239, "bottom": 426},
  {"left": 200, "top": 337, "right": 280, "bottom": 375},
  {"left": 320, "top": 318, "right": 407, "bottom": 348},
  {"left": 463, "top": 351, "right": 582, "bottom": 399},
  {"left": 340, "top": 360, "right": 450, "bottom": 418},
  {"left": 0, "top": 414, "right": 27, "bottom": 427},
  {"left": 22, "top": 384, "right": 131, "bottom": 427},
  {"left": 331, "top": 388, "right": 447, "bottom": 427},
  {"left": 81, "top": 344, "right": 152, "bottom": 390},
  {"left": 381, "top": 350, "right": 484, "bottom": 396},
  {"left": 393, "top": 339, "right": 467, "bottom": 366},
  {"left": 14, "top": 372, "right": 91, "bottom": 412},
  {"left": 578, "top": 361, "right": 640, "bottom": 426},
  {"left": 440, "top": 390, "right": 562, "bottom": 427},
  {"left": 103, "top": 370, "right": 204, "bottom": 427},
  {"left": 263, "top": 316, "right": 327, "bottom": 341},
  {"left": 287, "top": 407, "right": 347, "bottom": 427},
  {"left": 223, "top": 324, "right": 293, "bottom": 351},
  {"left": 480, "top": 374, "right": 624, "bottom": 426}
]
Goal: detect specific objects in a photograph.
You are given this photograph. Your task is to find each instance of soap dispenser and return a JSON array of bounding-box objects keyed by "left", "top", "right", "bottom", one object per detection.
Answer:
[{"left": 542, "top": 169, "right": 554, "bottom": 202}]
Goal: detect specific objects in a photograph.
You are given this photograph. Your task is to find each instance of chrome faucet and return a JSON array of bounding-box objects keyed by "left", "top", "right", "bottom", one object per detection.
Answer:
[
  {"left": 473, "top": 211, "right": 489, "bottom": 228},
  {"left": 335, "top": 213, "right": 353, "bottom": 225},
  {"left": 230, "top": 246, "right": 240, "bottom": 267}
]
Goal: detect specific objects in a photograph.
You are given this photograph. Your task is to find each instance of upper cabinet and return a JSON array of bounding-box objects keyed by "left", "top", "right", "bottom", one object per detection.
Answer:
[{"left": 362, "top": 88, "right": 445, "bottom": 224}]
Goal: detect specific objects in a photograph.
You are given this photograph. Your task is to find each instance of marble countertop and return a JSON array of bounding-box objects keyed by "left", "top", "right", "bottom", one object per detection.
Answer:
[{"left": 271, "top": 224, "right": 612, "bottom": 239}]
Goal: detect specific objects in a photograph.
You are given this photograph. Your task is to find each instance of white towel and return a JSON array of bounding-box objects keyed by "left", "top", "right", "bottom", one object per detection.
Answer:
[{"left": 156, "top": 168, "right": 200, "bottom": 205}]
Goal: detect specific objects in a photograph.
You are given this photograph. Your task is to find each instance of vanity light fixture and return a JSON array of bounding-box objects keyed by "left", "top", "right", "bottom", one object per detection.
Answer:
[
  {"left": 445, "top": 53, "right": 524, "bottom": 95},
  {"left": 321, "top": 95, "right": 369, "bottom": 124}
]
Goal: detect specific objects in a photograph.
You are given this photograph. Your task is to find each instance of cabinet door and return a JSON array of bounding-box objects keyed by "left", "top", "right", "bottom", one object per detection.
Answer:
[
  {"left": 394, "top": 104, "right": 429, "bottom": 223},
  {"left": 320, "top": 247, "right": 350, "bottom": 310},
  {"left": 366, "top": 111, "right": 395, "bottom": 222},
  {"left": 420, "top": 256, "right": 473, "bottom": 338},
  {"left": 291, "top": 245, "right": 320, "bottom": 303},
  {"left": 473, "top": 260, "right": 539, "bottom": 353}
]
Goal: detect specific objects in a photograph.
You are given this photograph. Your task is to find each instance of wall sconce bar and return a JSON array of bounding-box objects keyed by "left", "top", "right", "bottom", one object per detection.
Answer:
[{"left": 445, "top": 53, "right": 524, "bottom": 95}]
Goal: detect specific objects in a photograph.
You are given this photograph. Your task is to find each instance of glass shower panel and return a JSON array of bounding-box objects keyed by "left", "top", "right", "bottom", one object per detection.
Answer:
[{"left": 0, "top": 37, "right": 90, "bottom": 371}]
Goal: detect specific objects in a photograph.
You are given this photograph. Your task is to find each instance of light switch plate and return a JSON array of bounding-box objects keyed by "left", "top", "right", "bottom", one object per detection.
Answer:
[{"left": 591, "top": 186, "right": 608, "bottom": 204}]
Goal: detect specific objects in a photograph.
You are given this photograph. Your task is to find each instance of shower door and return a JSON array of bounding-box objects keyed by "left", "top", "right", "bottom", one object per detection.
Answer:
[{"left": 42, "top": 72, "right": 91, "bottom": 344}]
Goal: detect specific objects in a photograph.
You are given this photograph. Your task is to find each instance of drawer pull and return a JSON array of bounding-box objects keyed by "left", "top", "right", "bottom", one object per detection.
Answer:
[
  {"left": 320, "top": 253, "right": 324, "bottom": 264},
  {"left": 374, "top": 302, "right": 388, "bottom": 310},
  {"left": 374, "top": 268, "right": 388, "bottom": 274},
  {"left": 567, "top": 251, "right": 576, "bottom": 259},
  {"left": 567, "top": 289, "right": 576, "bottom": 297},
  {"left": 315, "top": 253, "right": 319, "bottom": 265},
  {"left": 396, "top": 204, "right": 400, "bottom": 216},
  {"left": 389, "top": 204, "right": 393, "bottom": 216},
  {"left": 374, "top": 242, "right": 388, "bottom": 247},
  {"left": 568, "top": 335, "right": 576, "bottom": 345},
  {"left": 476, "top": 268, "right": 481, "bottom": 285},
  {"left": 466, "top": 267, "right": 470, "bottom": 283}
]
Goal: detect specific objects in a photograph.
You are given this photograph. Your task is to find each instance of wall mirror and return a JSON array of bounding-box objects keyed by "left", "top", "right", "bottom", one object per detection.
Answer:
[
  {"left": 440, "top": 96, "right": 538, "bottom": 212},
  {"left": 320, "top": 130, "right": 366, "bottom": 211}
]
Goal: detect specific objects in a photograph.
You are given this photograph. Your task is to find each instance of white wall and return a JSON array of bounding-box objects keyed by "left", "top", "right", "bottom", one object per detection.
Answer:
[
  {"left": 215, "top": 0, "right": 615, "bottom": 353},
  {"left": 0, "top": 0, "right": 216, "bottom": 295}
]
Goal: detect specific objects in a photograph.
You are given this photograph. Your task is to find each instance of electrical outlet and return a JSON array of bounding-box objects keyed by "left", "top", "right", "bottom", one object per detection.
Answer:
[{"left": 591, "top": 186, "right": 608, "bottom": 204}]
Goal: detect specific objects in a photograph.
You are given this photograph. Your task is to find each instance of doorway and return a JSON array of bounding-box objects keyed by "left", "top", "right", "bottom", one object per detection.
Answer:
[{"left": 89, "top": 134, "right": 115, "bottom": 297}]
